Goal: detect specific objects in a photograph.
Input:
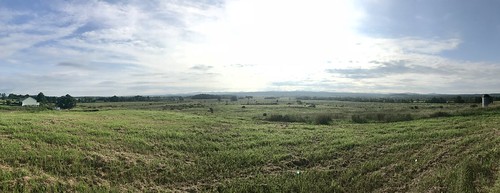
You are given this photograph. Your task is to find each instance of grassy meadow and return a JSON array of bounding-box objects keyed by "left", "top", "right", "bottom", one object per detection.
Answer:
[{"left": 0, "top": 98, "right": 499, "bottom": 192}]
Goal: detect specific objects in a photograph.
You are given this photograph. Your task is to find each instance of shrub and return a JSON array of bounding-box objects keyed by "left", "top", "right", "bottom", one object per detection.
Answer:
[
  {"left": 429, "top": 111, "right": 452, "bottom": 118},
  {"left": 457, "top": 110, "right": 481, "bottom": 116},
  {"left": 56, "top": 94, "right": 77, "bottom": 109},
  {"left": 266, "top": 114, "right": 306, "bottom": 123},
  {"left": 384, "top": 114, "right": 413, "bottom": 122},
  {"left": 267, "top": 115, "right": 284, "bottom": 122},
  {"left": 376, "top": 113, "right": 385, "bottom": 121},
  {"left": 352, "top": 113, "right": 413, "bottom": 123},
  {"left": 314, "top": 114, "right": 332, "bottom": 125},
  {"left": 267, "top": 115, "right": 292, "bottom": 122},
  {"left": 351, "top": 115, "right": 368, "bottom": 123}
]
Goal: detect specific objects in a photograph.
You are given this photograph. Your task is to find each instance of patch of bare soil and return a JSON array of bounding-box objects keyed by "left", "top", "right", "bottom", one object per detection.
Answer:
[{"left": 0, "top": 163, "right": 13, "bottom": 171}]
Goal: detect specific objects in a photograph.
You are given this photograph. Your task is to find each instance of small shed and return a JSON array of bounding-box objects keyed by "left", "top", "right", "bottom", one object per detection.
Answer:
[
  {"left": 482, "top": 94, "right": 493, "bottom": 108},
  {"left": 21, "top": 97, "right": 39, "bottom": 106}
]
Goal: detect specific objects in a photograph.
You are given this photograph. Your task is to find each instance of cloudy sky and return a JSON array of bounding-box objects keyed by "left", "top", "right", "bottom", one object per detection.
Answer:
[{"left": 1, "top": 0, "right": 500, "bottom": 96}]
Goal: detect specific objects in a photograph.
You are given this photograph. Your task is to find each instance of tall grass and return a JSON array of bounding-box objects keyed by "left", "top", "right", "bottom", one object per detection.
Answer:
[
  {"left": 0, "top": 101, "right": 498, "bottom": 192},
  {"left": 265, "top": 113, "right": 333, "bottom": 125}
]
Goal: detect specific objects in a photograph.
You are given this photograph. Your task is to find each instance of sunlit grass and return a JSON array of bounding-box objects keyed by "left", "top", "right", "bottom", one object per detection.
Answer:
[{"left": 0, "top": 100, "right": 499, "bottom": 192}]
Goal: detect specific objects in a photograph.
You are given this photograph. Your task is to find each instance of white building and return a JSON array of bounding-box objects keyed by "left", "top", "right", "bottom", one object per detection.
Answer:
[
  {"left": 21, "top": 97, "right": 39, "bottom": 106},
  {"left": 482, "top": 94, "right": 493, "bottom": 108}
]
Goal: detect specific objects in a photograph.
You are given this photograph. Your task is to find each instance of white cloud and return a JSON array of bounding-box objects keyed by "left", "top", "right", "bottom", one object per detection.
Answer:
[
  {"left": 1, "top": 0, "right": 499, "bottom": 95},
  {"left": 359, "top": 37, "right": 462, "bottom": 56},
  {"left": 0, "top": 8, "right": 80, "bottom": 58}
]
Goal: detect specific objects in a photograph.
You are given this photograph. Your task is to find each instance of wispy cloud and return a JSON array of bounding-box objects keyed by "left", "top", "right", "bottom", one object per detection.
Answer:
[
  {"left": 230, "top": 64, "right": 255, "bottom": 68},
  {"left": 395, "top": 37, "right": 461, "bottom": 54},
  {"left": 56, "top": 62, "right": 92, "bottom": 70},
  {"left": 326, "top": 60, "right": 448, "bottom": 79},
  {"left": 1, "top": 0, "right": 500, "bottom": 95},
  {"left": 190, "top": 64, "right": 213, "bottom": 71}
]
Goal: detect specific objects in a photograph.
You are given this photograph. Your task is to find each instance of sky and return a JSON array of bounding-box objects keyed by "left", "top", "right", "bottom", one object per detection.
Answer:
[{"left": 1, "top": 0, "right": 500, "bottom": 96}]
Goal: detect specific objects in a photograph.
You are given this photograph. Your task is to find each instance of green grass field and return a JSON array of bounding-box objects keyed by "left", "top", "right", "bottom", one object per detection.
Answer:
[{"left": 0, "top": 100, "right": 499, "bottom": 192}]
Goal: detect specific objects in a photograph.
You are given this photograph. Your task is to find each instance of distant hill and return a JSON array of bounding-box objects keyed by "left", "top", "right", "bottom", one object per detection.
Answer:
[{"left": 176, "top": 91, "right": 499, "bottom": 99}]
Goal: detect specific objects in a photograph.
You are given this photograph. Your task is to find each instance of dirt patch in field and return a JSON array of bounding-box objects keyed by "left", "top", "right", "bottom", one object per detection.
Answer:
[
  {"left": 492, "top": 128, "right": 500, "bottom": 136},
  {"left": 262, "top": 164, "right": 282, "bottom": 173},
  {"left": 0, "top": 134, "right": 13, "bottom": 139},
  {"left": 0, "top": 163, "right": 13, "bottom": 171}
]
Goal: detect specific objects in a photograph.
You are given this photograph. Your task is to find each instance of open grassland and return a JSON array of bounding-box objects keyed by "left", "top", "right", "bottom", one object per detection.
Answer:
[{"left": 0, "top": 100, "right": 499, "bottom": 192}]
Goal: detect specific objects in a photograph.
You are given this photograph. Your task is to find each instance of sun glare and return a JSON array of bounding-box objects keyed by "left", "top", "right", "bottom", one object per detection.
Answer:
[{"left": 179, "top": 0, "right": 365, "bottom": 91}]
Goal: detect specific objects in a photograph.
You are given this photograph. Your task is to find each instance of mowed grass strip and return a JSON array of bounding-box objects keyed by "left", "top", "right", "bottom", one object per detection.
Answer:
[{"left": 0, "top": 109, "right": 499, "bottom": 192}]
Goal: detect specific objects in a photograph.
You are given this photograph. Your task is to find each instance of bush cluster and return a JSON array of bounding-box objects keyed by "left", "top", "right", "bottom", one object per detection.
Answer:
[
  {"left": 351, "top": 113, "right": 413, "bottom": 123},
  {"left": 265, "top": 113, "right": 333, "bottom": 125},
  {"left": 314, "top": 114, "right": 333, "bottom": 125},
  {"left": 429, "top": 111, "right": 452, "bottom": 118},
  {"left": 266, "top": 114, "right": 306, "bottom": 123},
  {"left": 351, "top": 115, "right": 368, "bottom": 123}
]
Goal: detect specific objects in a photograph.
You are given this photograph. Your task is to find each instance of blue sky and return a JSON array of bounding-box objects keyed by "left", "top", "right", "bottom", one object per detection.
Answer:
[
  {"left": 358, "top": 0, "right": 500, "bottom": 62},
  {"left": 1, "top": 0, "right": 500, "bottom": 96}
]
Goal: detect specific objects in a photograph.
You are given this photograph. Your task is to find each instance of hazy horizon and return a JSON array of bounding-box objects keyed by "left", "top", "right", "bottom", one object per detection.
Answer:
[
  {"left": 2, "top": 0, "right": 500, "bottom": 96},
  {"left": 5, "top": 90, "right": 499, "bottom": 98}
]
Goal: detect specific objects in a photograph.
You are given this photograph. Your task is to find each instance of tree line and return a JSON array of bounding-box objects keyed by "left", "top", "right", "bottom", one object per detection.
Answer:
[
  {"left": 77, "top": 95, "right": 184, "bottom": 103},
  {"left": 296, "top": 95, "right": 496, "bottom": 103},
  {"left": 1, "top": 92, "right": 76, "bottom": 109},
  {"left": 190, "top": 94, "right": 238, "bottom": 101}
]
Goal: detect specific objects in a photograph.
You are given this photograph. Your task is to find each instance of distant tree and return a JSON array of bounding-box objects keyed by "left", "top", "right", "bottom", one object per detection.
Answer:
[
  {"left": 56, "top": 94, "right": 77, "bottom": 109},
  {"left": 0, "top": 93, "right": 6, "bottom": 100},
  {"left": 427, "top": 97, "right": 447, "bottom": 103},
  {"left": 192, "top": 94, "right": 217, "bottom": 99},
  {"left": 455, "top": 96, "right": 465, "bottom": 103},
  {"left": 8, "top": 93, "right": 18, "bottom": 99},
  {"left": 245, "top": 96, "right": 253, "bottom": 104},
  {"left": 110, "top": 95, "right": 120, "bottom": 102},
  {"left": 133, "top": 95, "right": 144, "bottom": 101},
  {"left": 230, "top": 96, "right": 238, "bottom": 101},
  {"left": 36, "top": 92, "right": 48, "bottom": 104},
  {"left": 46, "top": 96, "right": 58, "bottom": 103}
]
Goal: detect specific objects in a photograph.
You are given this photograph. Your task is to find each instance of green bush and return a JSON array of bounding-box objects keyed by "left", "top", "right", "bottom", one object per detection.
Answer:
[
  {"left": 352, "top": 115, "right": 368, "bottom": 123},
  {"left": 56, "top": 94, "right": 77, "bottom": 109},
  {"left": 314, "top": 114, "right": 332, "bottom": 125},
  {"left": 384, "top": 114, "right": 413, "bottom": 122},
  {"left": 266, "top": 114, "right": 306, "bottom": 123},
  {"left": 352, "top": 113, "right": 413, "bottom": 123},
  {"left": 429, "top": 111, "right": 452, "bottom": 118}
]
